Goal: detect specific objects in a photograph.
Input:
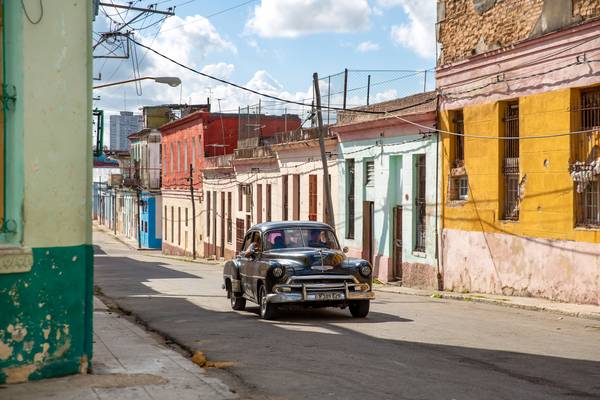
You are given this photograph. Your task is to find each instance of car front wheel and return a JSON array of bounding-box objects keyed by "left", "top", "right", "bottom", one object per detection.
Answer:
[
  {"left": 349, "top": 300, "right": 370, "bottom": 318},
  {"left": 259, "top": 285, "right": 276, "bottom": 320},
  {"left": 228, "top": 285, "right": 246, "bottom": 311}
]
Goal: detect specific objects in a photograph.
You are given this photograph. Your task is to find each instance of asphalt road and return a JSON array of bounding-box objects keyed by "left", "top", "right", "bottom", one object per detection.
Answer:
[{"left": 93, "top": 229, "right": 600, "bottom": 400}]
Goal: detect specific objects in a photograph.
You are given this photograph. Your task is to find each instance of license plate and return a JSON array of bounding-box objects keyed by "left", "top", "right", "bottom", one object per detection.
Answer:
[{"left": 315, "top": 292, "right": 342, "bottom": 301}]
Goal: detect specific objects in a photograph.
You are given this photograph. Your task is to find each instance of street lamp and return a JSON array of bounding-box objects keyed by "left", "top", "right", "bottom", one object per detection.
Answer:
[{"left": 94, "top": 76, "right": 181, "bottom": 89}]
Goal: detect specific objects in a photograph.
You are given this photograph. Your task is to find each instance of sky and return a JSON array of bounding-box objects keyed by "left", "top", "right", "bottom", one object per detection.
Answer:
[{"left": 93, "top": 0, "right": 437, "bottom": 122}]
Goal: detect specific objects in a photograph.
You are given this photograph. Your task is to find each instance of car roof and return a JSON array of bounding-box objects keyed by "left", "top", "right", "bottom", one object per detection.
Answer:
[{"left": 249, "top": 221, "right": 333, "bottom": 233}]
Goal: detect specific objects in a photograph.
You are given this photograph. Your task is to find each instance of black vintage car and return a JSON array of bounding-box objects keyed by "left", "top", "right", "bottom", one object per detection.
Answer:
[{"left": 223, "top": 221, "right": 374, "bottom": 319}]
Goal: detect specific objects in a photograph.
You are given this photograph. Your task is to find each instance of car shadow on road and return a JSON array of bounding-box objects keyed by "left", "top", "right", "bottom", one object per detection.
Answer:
[{"left": 241, "top": 305, "right": 414, "bottom": 323}]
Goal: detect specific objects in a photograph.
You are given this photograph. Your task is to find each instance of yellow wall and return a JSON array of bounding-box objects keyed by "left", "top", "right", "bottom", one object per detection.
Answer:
[{"left": 442, "top": 87, "right": 600, "bottom": 244}]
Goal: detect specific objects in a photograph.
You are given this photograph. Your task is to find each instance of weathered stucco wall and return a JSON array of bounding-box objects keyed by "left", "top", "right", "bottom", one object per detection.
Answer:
[
  {"left": 437, "top": 0, "right": 600, "bottom": 66},
  {"left": 0, "top": 1, "right": 93, "bottom": 384},
  {"left": 443, "top": 228, "right": 600, "bottom": 305},
  {"left": 440, "top": 82, "right": 600, "bottom": 304}
]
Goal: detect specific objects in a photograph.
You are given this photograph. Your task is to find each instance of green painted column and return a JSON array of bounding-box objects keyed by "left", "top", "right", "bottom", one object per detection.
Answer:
[{"left": 0, "top": 0, "right": 93, "bottom": 384}]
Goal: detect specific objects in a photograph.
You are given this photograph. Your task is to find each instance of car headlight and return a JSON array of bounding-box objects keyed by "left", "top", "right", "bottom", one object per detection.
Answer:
[
  {"left": 272, "top": 266, "right": 285, "bottom": 279},
  {"left": 359, "top": 264, "right": 371, "bottom": 277}
]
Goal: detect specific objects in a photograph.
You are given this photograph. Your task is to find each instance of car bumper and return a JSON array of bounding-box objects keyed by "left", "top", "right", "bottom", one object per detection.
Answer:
[{"left": 267, "top": 282, "right": 374, "bottom": 304}]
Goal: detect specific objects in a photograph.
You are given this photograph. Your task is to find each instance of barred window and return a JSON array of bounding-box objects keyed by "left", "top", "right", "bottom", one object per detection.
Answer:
[
  {"left": 501, "top": 101, "right": 520, "bottom": 221},
  {"left": 574, "top": 87, "right": 600, "bottom": 227},
  {"left": 414, "top": 154, "right": 427, "bottom": 252},
  {"left": 449, "top": 109, "right": 468, "bottom": 201},
  {"left": 346, "top": 159, "right": 355, "bottom": 239},
  {"left": 365, "top": 160, "right": 375, "bottom": 186}
]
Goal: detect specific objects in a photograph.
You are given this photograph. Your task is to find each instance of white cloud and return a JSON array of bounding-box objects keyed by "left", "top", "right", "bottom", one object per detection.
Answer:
[
  {"left": 201, "top": 63, "right": 235, "bottom": 80},
  {"left": 380, "top": 0, "right": 436, "bottom": 59},
  {"left": 356, "top": 41, "right": 380, "bottom": 52},
  {"left": 246, "top": 0, "right": 370, "bottom": 38}
]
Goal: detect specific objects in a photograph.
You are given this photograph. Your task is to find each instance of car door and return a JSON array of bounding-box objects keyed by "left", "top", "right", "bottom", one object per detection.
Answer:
[
  {"left": 247, "top": 232, "right": 264, "bottom": 301},
  {"left": 239, "top": 231, "right": 255, "bottom": 297}
]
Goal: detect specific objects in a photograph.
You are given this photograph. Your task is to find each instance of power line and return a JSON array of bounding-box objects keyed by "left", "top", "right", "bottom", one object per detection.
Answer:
[
  {"left": 439, "top": 32, "right": 600, "bottom": 91},
  {"left": 128, "top": 36, "right": 434, "bottom": 116},
  {"left": 159, "top": 0, "right": 258, "bottom": 33}
]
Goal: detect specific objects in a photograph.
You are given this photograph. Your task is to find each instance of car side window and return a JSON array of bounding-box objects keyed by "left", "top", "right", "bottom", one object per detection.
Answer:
[
  {"left": 252, "top": 232, "right": 262, "bottom": 252},
  {"left": 241, "top": 232, "right": 254, "bottom": 251}
]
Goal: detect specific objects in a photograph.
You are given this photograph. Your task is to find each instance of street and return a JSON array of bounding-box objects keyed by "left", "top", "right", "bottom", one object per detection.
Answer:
[{"left": 93, "top": 229, "right": 600, "bottom": 400}]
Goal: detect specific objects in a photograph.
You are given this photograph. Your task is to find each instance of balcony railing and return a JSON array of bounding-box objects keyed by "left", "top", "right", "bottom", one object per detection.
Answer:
[
  {"left": 262, "top": 127, "right": 335, "bottom": 146},
  {"left": 204, "top": 154, "right": 234, "bottom": 169},
  {"left": 234, "top": 146, "right": 274, "bottom": 159}
]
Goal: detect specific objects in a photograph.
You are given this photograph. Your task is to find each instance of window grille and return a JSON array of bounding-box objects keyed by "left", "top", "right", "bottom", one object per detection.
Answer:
[
  {"left": 502, "top": 102, "right": 520, "bottom": 221},
  {"left": 282, "top": 175, "right": 289, "bottom": 220},
  {"left": 346, "top": 159, "right": 355, "bottom": 239},
  {"left": 227, "top": 192, "right": 232, "bottom": 243},
  {"left": 365, "top": 160, "right": 375, "bottom": 186},
  {"left": 574, "top": 88, "right": 600, "bottom": 227},
  {"left": 414, "top": 154, "right": 426, "bottom": 252},
  {"left": 308, "top": 175, "right": 317, "bottom": 221},
  {"left": 453, "top": 110, "right": 464, "bottom": 167}
]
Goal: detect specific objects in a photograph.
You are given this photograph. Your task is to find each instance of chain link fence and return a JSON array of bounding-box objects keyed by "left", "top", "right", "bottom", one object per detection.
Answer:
[{"left": 237, "top": 69, "right": 434, "bottom": 128}]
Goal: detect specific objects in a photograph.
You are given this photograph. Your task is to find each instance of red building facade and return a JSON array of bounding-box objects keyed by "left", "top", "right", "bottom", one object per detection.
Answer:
[
  {"left": 160, "top": 111, "right": 301, "bottom": 190},
  {"left": 159, "top": 110, "right": 300, "bottom": 258}
]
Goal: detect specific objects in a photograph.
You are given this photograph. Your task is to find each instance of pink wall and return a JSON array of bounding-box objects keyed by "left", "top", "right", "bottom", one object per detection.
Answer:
[{"left": 437, "top": 19, "right": 600, "bottom": 110}]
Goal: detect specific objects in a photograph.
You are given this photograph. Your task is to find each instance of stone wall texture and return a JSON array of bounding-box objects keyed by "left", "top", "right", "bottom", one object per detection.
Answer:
[{"left": 438, "top": 0, "right": 600, "bottom": 65}]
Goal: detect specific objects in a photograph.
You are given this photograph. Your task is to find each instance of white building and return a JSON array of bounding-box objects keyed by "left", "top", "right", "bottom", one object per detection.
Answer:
[{"left": 110, "top": 111, "right": 143, "bottom": 151}]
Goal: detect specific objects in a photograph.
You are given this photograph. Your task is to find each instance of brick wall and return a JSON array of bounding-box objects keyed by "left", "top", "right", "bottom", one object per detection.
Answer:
[{"left": 437, "top": 0, "right": 600, "bottom": 66}]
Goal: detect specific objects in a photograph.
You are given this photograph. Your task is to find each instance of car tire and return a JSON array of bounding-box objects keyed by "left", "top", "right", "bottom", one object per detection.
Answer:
[
  {"left": 349, "top": 300, "right": 370, "bottom": 318},
  {"left": 228, "top": 286, "right": 246, "bottom": 311},
  {"left": 259, "top": 285, "right": 276, "bottom": 320}
]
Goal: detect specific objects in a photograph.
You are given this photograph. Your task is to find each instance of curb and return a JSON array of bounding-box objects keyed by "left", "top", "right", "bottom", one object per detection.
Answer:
[{"left": 374, "top": 286, "right": 600, "bottom": 322}]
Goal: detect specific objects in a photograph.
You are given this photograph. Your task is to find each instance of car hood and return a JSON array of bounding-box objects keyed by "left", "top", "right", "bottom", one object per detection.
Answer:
[{"left": 262, "top": 248, "right": 357, "bottom": 274}]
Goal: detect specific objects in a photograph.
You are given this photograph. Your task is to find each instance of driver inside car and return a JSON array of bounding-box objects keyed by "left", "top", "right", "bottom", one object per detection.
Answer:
[{"left": 308, "top": 230, "right": 328, "bottom": 248}]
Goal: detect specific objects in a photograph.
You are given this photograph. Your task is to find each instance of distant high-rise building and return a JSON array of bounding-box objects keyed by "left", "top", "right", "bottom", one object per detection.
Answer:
[{"left": 109, "top": 111, "right": 143, "bottom": 150}]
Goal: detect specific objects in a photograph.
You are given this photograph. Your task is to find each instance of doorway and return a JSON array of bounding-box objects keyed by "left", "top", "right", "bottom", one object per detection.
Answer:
[
  {"left": 362, "top": 201, "right": 374, "bottom": 264},
  {"left": 220, "top": 192, "right": 225, "bottom": 258},
  {"left": 392, "top": 205, "right": 403, "bottom": 282}
]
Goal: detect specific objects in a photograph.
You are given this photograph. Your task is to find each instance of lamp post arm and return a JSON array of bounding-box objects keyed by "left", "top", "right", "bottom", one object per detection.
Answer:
[{"left": 93, "top": 77, "right": 154, "bottom": 90}]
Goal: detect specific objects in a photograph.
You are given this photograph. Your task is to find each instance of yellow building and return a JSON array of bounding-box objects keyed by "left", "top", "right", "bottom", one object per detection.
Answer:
[{"left": 436, "top": 0, "right": 600, "bottom": 304}]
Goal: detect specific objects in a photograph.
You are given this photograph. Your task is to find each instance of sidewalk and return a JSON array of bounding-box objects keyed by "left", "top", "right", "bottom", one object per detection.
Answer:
[
  {"left": 93, "top": 223, "right": 222, "bottom": 265},
  {"left": 0, "top": 297, "right": 236, "bottom": 400},
  {"left": 375, "top": 284, "right": 600, "bottom": 321}
]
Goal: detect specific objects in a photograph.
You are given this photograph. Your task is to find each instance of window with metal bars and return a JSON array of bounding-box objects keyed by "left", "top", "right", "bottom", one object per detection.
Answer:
[
  {"left": 266, "top": 184, "right": 272, "bottom": 222},
  {"left": 365, "top": 160, "right": 375, "bottom": 186},
  {"left": 574, "top": 88, "right": 600, "bottom": 227},
  {"left": 206, "top": 192, "right": 211, "bottom": 238},
  {"left": 346, "top": 159, "right": 355, "bottom": 239},
  {"left": 282, "top": 175, "right": 289, "bottom": 220},
  {"left": 414, "top": 154, "right": 426, "bottom": 252},
  {"left": 502, "top": 101, "right": 520, "bottom": 221},
  {"left": 308, "top": 175, "right": 317, "bottom": 221},
  {"left": 453, "top": 110, "right": 464, "bottom": 167},
  {"left": 227, "top": 192, "right": 232, "bottom": 243}
]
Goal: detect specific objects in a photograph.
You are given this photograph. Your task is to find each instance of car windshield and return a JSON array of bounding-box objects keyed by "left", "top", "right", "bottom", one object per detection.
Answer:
[{"left": 263, "top": 228, "right": 340, "bottom": 251}]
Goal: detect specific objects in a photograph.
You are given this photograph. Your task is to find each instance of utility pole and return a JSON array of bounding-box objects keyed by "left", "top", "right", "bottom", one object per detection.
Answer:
[
  {"left": 188, "top": 164, "right": 197, "bottom": 260},
  {"left": 313, "top": 72, "right": 335, "bottom": 229}
]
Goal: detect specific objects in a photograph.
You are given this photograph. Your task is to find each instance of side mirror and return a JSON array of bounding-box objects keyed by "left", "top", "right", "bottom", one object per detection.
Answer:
[
  {"left": 244, "top": 243, "right": 257, "bottom": 259},
  {"left": 343, "top": 246, "right": 349, "bottom": 254}
]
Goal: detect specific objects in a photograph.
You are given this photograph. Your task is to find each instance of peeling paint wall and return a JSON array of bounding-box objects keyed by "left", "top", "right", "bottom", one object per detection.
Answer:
[
  {"left": 437, "top": 0, "right": 600, "bottom": 66},
  {"left": 443, "top": 228, "right": 600, "bottom": 305},
  {"left": 0, "top": 0, "right": 93, "bottom": 384}
]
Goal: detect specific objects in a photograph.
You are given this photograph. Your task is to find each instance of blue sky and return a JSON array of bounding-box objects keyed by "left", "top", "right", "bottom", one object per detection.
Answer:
[{"left": 93, "top": 0, "right": 436, "bottom": 117}]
